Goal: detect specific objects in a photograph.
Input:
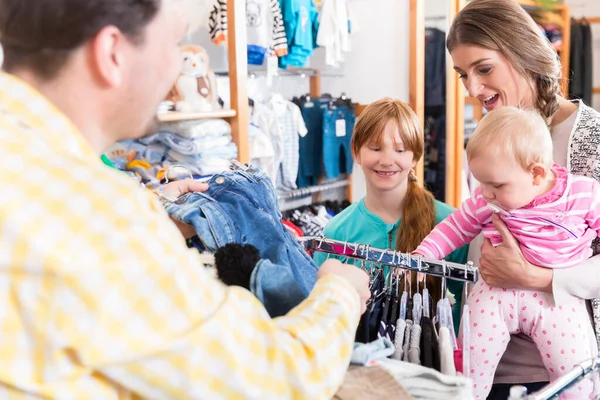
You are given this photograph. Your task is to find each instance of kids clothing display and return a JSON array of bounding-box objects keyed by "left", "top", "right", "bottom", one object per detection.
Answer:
[
  {"left": 415, "top": 164, "right": 600, "bottom": 399},
  {"left": 314, "top": 197, "right": 469, "bottom": 331},
  {"left": 246, "top": 0, "right": 288, "bottom": 64}
]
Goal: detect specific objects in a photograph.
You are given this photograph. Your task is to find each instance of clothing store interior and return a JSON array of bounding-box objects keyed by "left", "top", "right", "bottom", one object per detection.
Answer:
[{"left": 2, "top": 0, "right": 600, "bottom": 399}]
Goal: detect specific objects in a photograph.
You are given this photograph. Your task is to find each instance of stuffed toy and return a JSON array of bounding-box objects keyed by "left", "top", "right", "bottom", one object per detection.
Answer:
[{"left": 167, "top": 44, "right": 218, "bottom": 112}]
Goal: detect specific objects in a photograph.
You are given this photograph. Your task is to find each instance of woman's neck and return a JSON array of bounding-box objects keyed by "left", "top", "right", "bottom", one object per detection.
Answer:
[
  {"left": 551, "top": 96, "right": 579, "bottom": 127},
  {"left": 363, "top": 180, "right": 409, "bottom": 224}
]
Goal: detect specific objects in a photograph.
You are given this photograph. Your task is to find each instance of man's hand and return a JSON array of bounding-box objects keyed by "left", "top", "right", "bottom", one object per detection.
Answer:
[
  {"left": 318, "top": 259, "right": 371, "bottom": 314},
  {"left": 163, "top": 179, "right": 209, "bottom": 239},
  {"left": 479, "top": 213, "right": 553, "bottom": 292}
]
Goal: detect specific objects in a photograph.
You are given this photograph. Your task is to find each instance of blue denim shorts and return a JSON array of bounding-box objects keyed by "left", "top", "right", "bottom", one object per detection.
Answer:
[{"left": 166, "top": 168, "right": 318, "bottom": 312}]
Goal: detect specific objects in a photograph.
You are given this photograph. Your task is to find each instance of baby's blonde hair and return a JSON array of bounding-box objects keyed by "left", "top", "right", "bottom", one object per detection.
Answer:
[{"left": 466, "top": 107, "right": 554, "bottom": 169}]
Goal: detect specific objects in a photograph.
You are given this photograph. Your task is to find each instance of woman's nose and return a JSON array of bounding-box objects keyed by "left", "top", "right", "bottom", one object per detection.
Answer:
[{"left": 466, "top": 76, "right": 484, "bottom": 98}]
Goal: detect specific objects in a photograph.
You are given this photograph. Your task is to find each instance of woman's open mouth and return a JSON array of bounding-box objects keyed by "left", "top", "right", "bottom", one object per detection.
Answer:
[{"left": 481, "top": 94, "right": 499, "bottom": 110}]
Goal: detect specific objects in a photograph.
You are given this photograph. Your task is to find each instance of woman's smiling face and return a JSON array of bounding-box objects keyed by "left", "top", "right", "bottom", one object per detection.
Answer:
[{"left": 451, "top": 44, "right": 534, "bottom": 112}]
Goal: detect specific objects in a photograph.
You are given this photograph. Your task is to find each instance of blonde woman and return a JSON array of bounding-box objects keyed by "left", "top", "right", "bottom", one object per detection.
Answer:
[{"left": 447, "top": 0, "right": 600, "bottom": 397}]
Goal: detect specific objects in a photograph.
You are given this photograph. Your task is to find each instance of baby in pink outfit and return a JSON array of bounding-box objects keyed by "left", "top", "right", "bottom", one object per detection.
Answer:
[{"left": 415, "top": 107, "right": 600, "bottom": 399}]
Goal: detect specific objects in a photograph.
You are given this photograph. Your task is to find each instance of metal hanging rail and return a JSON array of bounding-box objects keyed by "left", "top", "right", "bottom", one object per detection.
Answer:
[{"left": 299, "top": 236, "right": 478, "bottom": 283}]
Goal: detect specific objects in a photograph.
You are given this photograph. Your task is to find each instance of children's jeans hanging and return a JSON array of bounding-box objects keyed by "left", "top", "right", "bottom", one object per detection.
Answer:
[
  {"left": 297, "top": 99, "right": 327, "bottom": 188},
  {"left": 322, "top": 105, "right": 355, "bottom": 178},
  {"left": 165, "top": 168, "right": 319, "bottom": 310}
]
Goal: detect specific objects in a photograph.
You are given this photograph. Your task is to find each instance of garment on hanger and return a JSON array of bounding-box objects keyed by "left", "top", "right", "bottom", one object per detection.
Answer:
[
  {"left": 250, "top": 101, "right": 284, "bottom": 184},
  {"left": 424, "top": 28, "right": 446, "bottom": 107},
  {"left": 208, "top": 0, "right": 228, "bottom": 45},
  {"left": 439, "top": 326, "right": 456, "bottom": 376},
  {"left": 569, "top": 18, "right": 593, "bottom": 105},
  {"left": 296, "top": 96, "right": 326, "bottom": 188},
  {"left": 165, "top": 164, "right": 319, "bottom": 316},
  {"left": 246, "top": 0, "right": 288, "bottom": 64},
  {"left": 279, "top": 0, "right": 320, "bottom": 68},
  {"left": 267, "top": 95, "right": 308, "bottom": 190},
  {"left": 323, "top": 102, "right": 355, "bottom": 178},
  {"left": 316, "top": 0, "right": 351, "bottom": 67}
]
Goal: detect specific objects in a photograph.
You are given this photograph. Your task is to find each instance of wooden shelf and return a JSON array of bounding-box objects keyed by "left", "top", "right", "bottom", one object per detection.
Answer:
[{"left": 157, "top": 109, "right": 237, "bottom": 122}]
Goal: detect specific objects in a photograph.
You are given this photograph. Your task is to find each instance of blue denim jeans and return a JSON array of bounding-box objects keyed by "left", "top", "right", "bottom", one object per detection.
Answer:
[
  {"left": 323, "top": 105, "right": 355, "bottom": 178},
  {"left": 297, "top": 99, "right": 327, "bottom": 188},
  {"left": 165, "top": 168, "right": 318, "bottom": 307},
  {"left": 250, "top": 259, "right": 307, "bottom": 317}
]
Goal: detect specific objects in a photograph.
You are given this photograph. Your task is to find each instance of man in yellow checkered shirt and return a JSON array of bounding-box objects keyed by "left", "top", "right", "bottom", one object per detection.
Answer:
[{"left": 0, "top": 0, "right": 371, "bottom": 398}]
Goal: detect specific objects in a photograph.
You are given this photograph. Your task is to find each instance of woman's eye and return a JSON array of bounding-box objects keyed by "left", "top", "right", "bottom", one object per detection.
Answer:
[
  {"left": 458, "top": 73, "right": 467, "bottom": 79},
  {"left": 479, "top": 67, "right": 492, "bottom": 75}
]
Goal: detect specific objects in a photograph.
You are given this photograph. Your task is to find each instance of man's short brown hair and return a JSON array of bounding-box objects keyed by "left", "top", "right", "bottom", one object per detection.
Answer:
[{"left": 0, "top": 0, "right": 161, "bottom": 79}]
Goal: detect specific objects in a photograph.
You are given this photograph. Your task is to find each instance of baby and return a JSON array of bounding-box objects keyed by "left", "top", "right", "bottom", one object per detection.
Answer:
[{"left": 414, "top": 107, "right": 600, "bottom": 399}]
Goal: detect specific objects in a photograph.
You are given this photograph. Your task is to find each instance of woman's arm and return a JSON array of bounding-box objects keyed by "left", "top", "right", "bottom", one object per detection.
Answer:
[{"left": 479, "top": 214, "right": 600, "bottom": 305}]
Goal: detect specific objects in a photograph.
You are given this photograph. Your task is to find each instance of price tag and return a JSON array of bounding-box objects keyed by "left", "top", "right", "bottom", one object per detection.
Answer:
[
  {"left": 266, "top": 55, "right": 278, "bottom": 87},
  {"left": 336, "top": 119, "right": 346, "bottom": 137}
]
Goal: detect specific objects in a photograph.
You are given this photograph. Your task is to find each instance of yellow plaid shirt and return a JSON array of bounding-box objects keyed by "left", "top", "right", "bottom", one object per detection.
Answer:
[{"left": 0, "top": 72, "right": 361, "bottom": 399}]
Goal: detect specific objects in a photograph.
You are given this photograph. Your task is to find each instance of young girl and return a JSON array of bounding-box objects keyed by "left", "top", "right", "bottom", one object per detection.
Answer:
[
  {"left": 314, "top": 98, "right": 468, "bottom": 328},
  {"left": 414, "top": 107, "right": 600, "bottom": 399}
]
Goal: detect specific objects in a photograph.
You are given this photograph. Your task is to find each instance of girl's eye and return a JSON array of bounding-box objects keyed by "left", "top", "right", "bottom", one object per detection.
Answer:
[
  {"left": 492, "top": 184, "right": 504, "bottom": 189},
  {"left": 370, "top": 147, "right": 381, "bottom": 152},
  {"left": 395, "top": 149, "right": 405, "bottom": 153}
]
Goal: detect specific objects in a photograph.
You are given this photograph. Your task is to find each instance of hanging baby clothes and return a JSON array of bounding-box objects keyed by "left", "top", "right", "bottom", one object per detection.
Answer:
[
  {"left": 316, "top": 0, "right": 351, "bottom": 67},
  {"left": 295, "top": 96, "right": 326, "bottom": 188},
  {"left": 279, "top": 0, "right": 320, "bottom": 68},
  {"left": 248, "top": 122, "right": 275, "bottom": 179},
  {"left": 208, "top": 0, "right": 228, "bottom": 45},
  {"left": 250, "top": 102, "right": 284, "bottom": 185},
  {"left": 246, "top": 0, "right": 288, "bottom": 64},
  {"left": 267, "top": 95, "right": 308, "bottom": 190},
  {"left": 322, "top": 103, "right": 355, "bottom": 178}
]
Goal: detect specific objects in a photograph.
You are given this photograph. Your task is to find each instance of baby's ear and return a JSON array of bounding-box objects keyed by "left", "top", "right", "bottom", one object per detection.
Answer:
[{"left": 529, "top": 162, "right": 548, "bottom": 185}]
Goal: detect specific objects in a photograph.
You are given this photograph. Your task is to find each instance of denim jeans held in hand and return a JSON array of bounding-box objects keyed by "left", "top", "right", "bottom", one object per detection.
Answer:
[
  {"left": 166, "top": 168, "right": 318, "bottom": 302},
  {"left": 323, "top": 105, "right": 355, "bottom": 179}
]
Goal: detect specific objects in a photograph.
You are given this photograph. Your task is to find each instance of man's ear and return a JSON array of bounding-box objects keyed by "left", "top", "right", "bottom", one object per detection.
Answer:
[
  {"left": 90, "top": 26, "right": 128, "bottom": 88},
  {"left": 529, "top": 162, "right": 548, "bottom": 185}
]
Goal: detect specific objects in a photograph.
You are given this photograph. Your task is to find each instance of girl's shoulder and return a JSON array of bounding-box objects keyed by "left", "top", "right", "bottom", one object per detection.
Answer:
[{"left": 433, "top": 199, "right": 456, "bottom": 223}]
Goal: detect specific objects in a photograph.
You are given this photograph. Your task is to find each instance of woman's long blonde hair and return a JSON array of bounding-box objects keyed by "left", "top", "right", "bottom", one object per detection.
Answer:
[
  {"left": 352, "top": 98, "right": 443, "bottom": 303},
  {"left": 447, "top": 0, "right": 562, "bottom": 124}
]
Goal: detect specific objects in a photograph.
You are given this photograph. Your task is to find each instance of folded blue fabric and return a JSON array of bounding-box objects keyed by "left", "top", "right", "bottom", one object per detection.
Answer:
[{"left": 351, "top": 337, "right": 395, "bottom": 366}]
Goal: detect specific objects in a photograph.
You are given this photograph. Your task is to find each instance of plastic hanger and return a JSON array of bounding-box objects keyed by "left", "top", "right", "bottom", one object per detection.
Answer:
[
  {"left": 412, "top": 271, "right": 423, "bottom": 325},
  {"left": 420, "top": 256, "right": 430, "bottom": 319},
  {"left": 399, "top": 264, "right": 408, "bottom": 321}
]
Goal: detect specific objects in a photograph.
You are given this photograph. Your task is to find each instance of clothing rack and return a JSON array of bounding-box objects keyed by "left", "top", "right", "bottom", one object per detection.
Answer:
[
  {"left": 277, "top": 179, "right": 350, "bottom": 201},
  {"left": 513, "top": 357, "right": 600, "bottom": 399},
  {"left": 425, "top": 15, "right": 446, "bottom": 21},
  {"left": 299, "top": 236, "right": 479, "bottom": 283}
]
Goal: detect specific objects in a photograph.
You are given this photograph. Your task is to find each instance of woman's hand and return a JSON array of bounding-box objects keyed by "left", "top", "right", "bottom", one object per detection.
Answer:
[
  {"left": 163, "top": 179, "right": 209, "bottom": 239},
  {"left": 479, "top": 214, "right": 553, "bottom": 292}
]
